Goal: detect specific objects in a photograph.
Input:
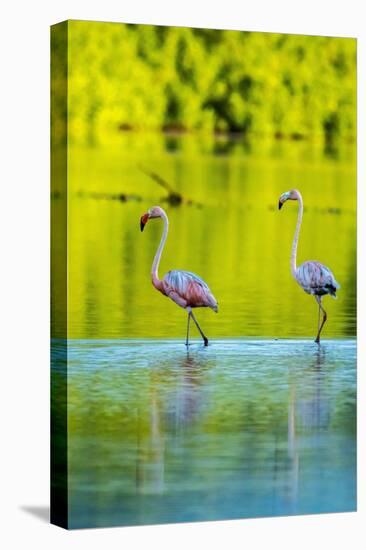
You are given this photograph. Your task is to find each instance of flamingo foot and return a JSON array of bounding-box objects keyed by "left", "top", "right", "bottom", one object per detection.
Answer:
[
  {"left": 315, "top": 336, "right": 320, "bottom": 344},
  {"left": 203, "top": 337, "right": 208, "bottom": 347}
]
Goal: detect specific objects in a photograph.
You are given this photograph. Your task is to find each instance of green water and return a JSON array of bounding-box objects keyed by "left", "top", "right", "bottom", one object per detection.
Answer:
[{"left": 62, "top": 136, "right": 356, "bottom": 340}]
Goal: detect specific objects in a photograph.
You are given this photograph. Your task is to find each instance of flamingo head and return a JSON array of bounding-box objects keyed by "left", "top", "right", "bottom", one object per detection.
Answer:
[
  {"left": 140, "top": 206, "right": 165, "bottom": 231},
  {"left": 278, "top": 189, "right": 300, "bottom": 210}
]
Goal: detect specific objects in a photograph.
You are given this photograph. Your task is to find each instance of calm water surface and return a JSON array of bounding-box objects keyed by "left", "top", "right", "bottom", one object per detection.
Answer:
[
  {"left": 59, "top": 338, "right": 356, "bottom": 528},
  {"left": 56, "top": 137, "right": 357, "bottom": 339},
  {"left": 51, "top": 137, "right": 356, "bottom": 528}
]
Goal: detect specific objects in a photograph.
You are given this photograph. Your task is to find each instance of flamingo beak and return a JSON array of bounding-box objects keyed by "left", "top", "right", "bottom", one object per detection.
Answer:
[
  {"left": 140, "top": 213, "right": 149, "bottom": 232},
  {"left": 278, "top": 200, "right": 283, "bottom": 210}
]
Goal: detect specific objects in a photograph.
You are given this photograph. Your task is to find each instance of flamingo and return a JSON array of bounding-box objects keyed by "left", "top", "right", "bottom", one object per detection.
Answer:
[
  {"left": 140, "top": 206, "right": 218, "bottom": 346},
  {"left": 278, "top": 189, "right": 340, "bottom": 343}
]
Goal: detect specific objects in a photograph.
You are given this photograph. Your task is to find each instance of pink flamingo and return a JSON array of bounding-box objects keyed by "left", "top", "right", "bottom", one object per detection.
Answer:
[
  {"left": 140, "top": 206, "right": 218, "bottom": 346},
  {"left": 278, "top": 189, "right": 340, "bottom": 343}
]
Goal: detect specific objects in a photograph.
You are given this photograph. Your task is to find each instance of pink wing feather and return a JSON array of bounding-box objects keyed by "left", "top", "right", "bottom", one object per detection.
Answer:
[{"left": 162, "top": 270, "right": 218, "bottom": 311}]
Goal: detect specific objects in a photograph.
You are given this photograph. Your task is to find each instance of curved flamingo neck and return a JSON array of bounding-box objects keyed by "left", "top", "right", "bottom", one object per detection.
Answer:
[
  {"left": 152, "top": 211, "right": 169, "bottom": 288},
  {"left": 291, "top": 191, "right": 303, "bottom": 277}
]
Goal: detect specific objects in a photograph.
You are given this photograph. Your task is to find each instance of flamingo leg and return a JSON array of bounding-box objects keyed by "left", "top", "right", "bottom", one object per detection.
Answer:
[
  {"left": 186, "top": 312, "right": 191, "bottom": 347},
  {"left": 314, "top": 296, "right": 327, "bottom": 344},
  {"left": 190, "top": 311, "right": 208, "bottom": 346}
]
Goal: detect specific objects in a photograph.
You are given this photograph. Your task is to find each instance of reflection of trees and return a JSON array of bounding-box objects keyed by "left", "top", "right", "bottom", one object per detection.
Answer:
[
  {"left": 133, "top": 346, "right": 340, "bottom": 510},
  {"left": 66, "top": 341, "right": 355, "bottom": 525},
  {"left": 69, "top": 192, "right": 356, "bottom": 339}
]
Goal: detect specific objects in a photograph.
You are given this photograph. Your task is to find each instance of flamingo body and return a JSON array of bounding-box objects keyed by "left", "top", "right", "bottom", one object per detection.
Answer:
[
  {"left": 162, "top": 270, "right": 218, "bottom": 311},
  {"left": 295, "top": 261, "right": 340, "bottom": 297}
]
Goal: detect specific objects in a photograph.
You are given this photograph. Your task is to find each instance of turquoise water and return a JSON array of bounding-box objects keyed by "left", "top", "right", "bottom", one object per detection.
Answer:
[{"left": 59, "top": 338, "right": 356, "bottom": 528}]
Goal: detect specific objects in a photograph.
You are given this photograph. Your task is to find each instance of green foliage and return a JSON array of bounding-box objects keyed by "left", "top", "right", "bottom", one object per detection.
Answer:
[{"left": 65, "top": 21, "right": 356, "bottom": 144}]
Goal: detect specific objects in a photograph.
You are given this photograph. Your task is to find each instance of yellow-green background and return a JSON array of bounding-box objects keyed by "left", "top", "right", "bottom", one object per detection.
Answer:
[
  {"left": 54, "top": 21, "right": 356, "bottom": 339},
  {"left": 60, "top": 21, "right": 356, "bottom": 144}
]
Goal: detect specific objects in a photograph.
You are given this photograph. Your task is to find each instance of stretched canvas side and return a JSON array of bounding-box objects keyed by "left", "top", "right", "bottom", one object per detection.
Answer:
[{"left": 50, "top": 20, "right": 68, "bottom": 529}]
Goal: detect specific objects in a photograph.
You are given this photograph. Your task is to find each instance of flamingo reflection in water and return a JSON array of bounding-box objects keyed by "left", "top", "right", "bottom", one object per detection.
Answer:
[
  {"left": 135, "top": 353, "right": 205, "bottom": 495},
  {"left": 283, "top": 348, "right": 330, "bottom": 511}
]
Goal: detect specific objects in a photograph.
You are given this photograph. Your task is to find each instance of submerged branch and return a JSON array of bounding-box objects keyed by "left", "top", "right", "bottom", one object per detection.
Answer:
[
  {"left": 75, "top": 191, "right": 142, "bottom": 202},
  {"left": 138, "top": 164, "right": 202, "bottom": 207}
]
